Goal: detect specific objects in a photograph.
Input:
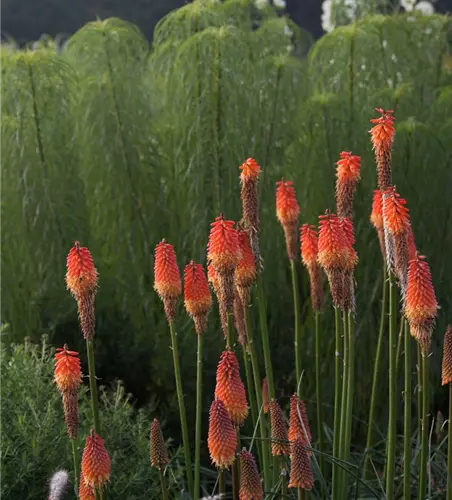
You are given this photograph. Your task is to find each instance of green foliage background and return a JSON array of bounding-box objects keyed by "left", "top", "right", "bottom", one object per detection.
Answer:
[{"left": 2, "top": 1, "right": 452, "bottom": 495}]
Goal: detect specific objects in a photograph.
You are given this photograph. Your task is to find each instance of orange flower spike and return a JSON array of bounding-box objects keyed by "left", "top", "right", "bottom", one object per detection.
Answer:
[
  {"left": 207, "top": 215, "right": 241, "bottom": 272},
  {"left": 405, "top": 254, "right": 439, "bottom": 351},
  {"left": 288, "top": 394, "right": 311, "bottom": 447},
  {"left": 239, "top": 449, "right": 263, "bottom": 500},
  {"left": 54, "top": 345, "right": 82, "bottom": 393},
  {"left": 340, "top": 217, "right": 358, "bottom": 270},
  {"left": 300, "top": 224, "right": 318, "bottom": 268},
  {"left": 269, "top": 399, "right": 290, "bottom": 456},
  {"left": 66, "top": 241, "right": 98, "bottom": 297},
  {"left": 154, "top": 240, "right": 182, "bottom": 300},
  {"left": 208, "top": 399, "right": 237, "bottom": 469},
  {"left": 207, "top": 263, "right": 219, "bottom": 292},
  {"left": 240, "top": 157, "right": 262, "bottom": 182},
  {"left": 288, "top": 440, "right": 314, "bottom": 490},
  {"left": 336, "top": 151, "right": 361, "bottom": 219},
  {"left": 317, "top": 212, "right": 348, "bottom": 270},
  {"left": 442, "top": 326, "right": 452, "bottom": 386},
  {"left": 81, "top": 430, "right": 111, "bottom": 490},
  {"left": 79, "top": 471, "right": 95, "bottom": 500},
  {"left": 370, "top": 108, "right": 395, "bottom": 152},
  {"left": 383, "top": 187, "right": 410, "bottom": 236},
  {"left": 184, "top": 261, "right": 212, "bottom": 334},
  {"left": 336, "top": 151, "right": 361, "bottom": 184},
  {"left": 370, "top": 190, "right": 383, "bottom": 230},
  {"left": 235, "top": 231, "right": 257, "bottom": 289},
  {"left": 276, "top": 180, "right": 300, "bottom": 225},
  {"left": 150, "top": 418, "right": 170, "bottom": 470},
  {"left": 215, "top": 350, "right": 249, "bottom": 426}
]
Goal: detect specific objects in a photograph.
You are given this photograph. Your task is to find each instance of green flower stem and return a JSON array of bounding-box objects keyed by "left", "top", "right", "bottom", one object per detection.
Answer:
[
  {"left": 339, "top": 310, "right": 349, "bottom": 496},
  {"left": 395, "top": 318, "right": 404, "bottom": 378},
  {"left": 364, "top": 267, "right": 387, "bottom": 478},
  {"left": 232, "top": 459, "right": 239, "bottom": 500},
  {"left": 447, "top": 384, "right": 452, "bottom": 500},
  {"left": 314, "top": 311, "right": 325, "bottom": 477},
  {"left": 194, "top": 333, "right": 203, "bottom": 500},
  {"left": 244, "top": 305, "right": 270, "bottom": 491},
  {"left": 290, "top": 260, "right": 302, "bottom": 388},
  {"left": 159, "top": 469, "right": 169, "bottom": 500},
  {"left": 417, "top": 345, "right": 422, "bottom": 439},
  {"left": 219, "top": 470, "right": 225, "bottom": 498},
  {"left": 418, "top": 351, "right": 429, "bottom": 500},
  {"left": 280, "top": 456, "right": 287, "bottom": 497},
  {"left": 86, "top": 339, "right": 101, "bottom": 434},
  {"left": 403, "top": 320, "right": 411, "bottom": 500},
  {"left": 256, "top": 275, "right": 275, "bottom": 400},
  {"left": 168, "top": 320, "right": 194, "bottom": 498},
  {"left": 332, "top": 307, "right": 342, "bottom": 496},
  {"left": 385, "top": 272, "right": 397, "bottom": 500},
  {"left": 241, "top": 343, "right": 258, "bottom": 443},
  {"left": 71, "top": 438, "right": 79, "bottom": 495}
]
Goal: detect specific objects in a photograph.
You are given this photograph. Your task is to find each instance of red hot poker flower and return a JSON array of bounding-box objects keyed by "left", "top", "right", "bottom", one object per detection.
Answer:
[
  {"left": 336, "top": 151, "right": 361, "bottom": 183},
  {"left": 235, "top": 231, "right": 257, "bottom": 306},
  {"left": 405, "top": 254, "right": 439, "bottom": 351},
  {"left": 150, "top": 418, "right": 170, "bottom": 470},
  {"left": 208, "top": 399, "right": 237, "bottom": 469},
  {"left": 269, "top": 399, "right": 290, "bottom": 456},
  {"left": 288, "top": 394, "right": 311, "bottom": 449},
  {"left": 317, "top": 212, "right": 348, "bottom": 270},
  {"left": 81, "top": 431, "right": 111, "bottom": 490},
  {"left": 300, "top": 225, "right": 318, "bottom": 268},
  {"left": 276, "top": 180, "right": 300, "bottom": 261},
  {"left": 215, "top": 350, "right": 249, "bottom": 426},
  {"left": 383, "top": 187, "right": 410, "bottom": 235},
  {"left": 239, "top": 449, "right": 263, "bottom": 500},
  {"left": 79, "top": 471, "right": 95, "bottom": 500},
  {"left": 336, "top": 152, "right": 361, "bottom": 219},
  {"left": 370, "top": 190, "right": 383, "bottom": 231},
  {"left": 240, "top": 157, "right": 262, "bottom": 182},
  {"left": 288, "top": 440, "right": 314, "bottom": 490},
  {"left": 66, "top": 242, "right": 98, "bottom": 297},
  {"left": 184, "top": 261, "right": 212, "bottom": 334},
  {"left": 154, "top": 239, "right": 181, "bottom": 321},
  {"left": 54, "top": 345, "right": 82, "bottom": 393},
  {"left": 207, "top": 215, "right": 241, "bottom": 272},
  {"left": 442, "top": 326, "right": 452, "bottom": 386},
  {"left": 370, "top": 108, "right": 395, "bottom": 191}
]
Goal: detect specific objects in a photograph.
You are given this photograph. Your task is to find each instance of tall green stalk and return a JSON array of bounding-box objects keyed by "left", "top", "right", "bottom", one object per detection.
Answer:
[
  {"left": 314, "top": 311, "right": 325, "bottom": 477},
  {"left": 343, "top": 311, "right": 355, "bottom": 497},
  {"left": 241, "top": 344, "right": 258, "bottom": 441},
  {"left": 403, "top": 319, "right": 411, "bottom": 499},
  {"left": 256, "top": 275, "right": 275, "bottom": 400},
  {"left": 364, "top": 267, "right": 387, "bottom": 478},
  {"left": 339, "top": 311, "right": 349, "bottom": 496},
  {"left": 71, "top": 439, "right": 79, "bottom": 494},
  {"left": 244, "top": 306, "right": 270, "bottom": 491},
  {"left": 418, "top": 351, "right": 429, "bottom": 500},
  {"left": 332, "top": 307, "right": 342, "bottom": 495},
  {"left": 385, "top": 272, "right": 397, "bottom": 500},
  {"left": 290, "top": 261, "right": 302, "bottom": 387},
  {"left": 194, "top": 333, "right": 203, "bottom": 500},
  {"left": 447, "top": 384, "right": 452, "bottom": 500},
  {"left": 159, "top": 468, "right": 169, "bottom": 500},
  {"left": 168, "top": 320, "right": 194, "bottom": 497},
  {"left": 219, "top": 470, "right": 225, "bottom": 498},
  {"left": 86, "top": 339, "right": 101, "bottom": 434}
]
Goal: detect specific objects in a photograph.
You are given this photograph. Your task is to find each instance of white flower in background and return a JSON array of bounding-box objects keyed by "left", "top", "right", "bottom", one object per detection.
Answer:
[
  {"left": 283, "top": 23, "right": 293, "bottom": 37},
  {"left": 321, "top": 0, "right": 335, "bottom": 33},
  {"left": 48, "top": 470, "right": 69, "bottom": 500},
  {"left": 415, "top": 1, "right": 435, "bottom": 14},
  {"left": 255, "top": 0, "right": 268, "bottom": 9},
  {"left": 344, "top": 0, "right": 358, "bottom": 18},
  {"left": 401, "top": 0, "right": 416, "bottom": 11},
  {"left": 274, "top": 0, "right": 286, "bottom": 9}
]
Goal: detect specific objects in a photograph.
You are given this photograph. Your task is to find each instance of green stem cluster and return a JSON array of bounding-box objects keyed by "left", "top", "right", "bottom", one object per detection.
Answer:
[
  {"left": 314, "top": 311, "right": 325, "bottom": 477},
  {"left": 194, "top": 333, "right": 203, "bottom": 500},
  {"left": 447, "top": 384, "right": 452, "bottom": 500},
  {"left": 403, "top": 320, "right": 412, "bottom": 499},
  {"left": 290, "top": 260, "right": 302, "bottom": 388},
  {"left": 332, "top": 307, "right": 342, "bottom": 494},
  {"left": 418, "top": 352, "right": 429, "bottom": 500}
]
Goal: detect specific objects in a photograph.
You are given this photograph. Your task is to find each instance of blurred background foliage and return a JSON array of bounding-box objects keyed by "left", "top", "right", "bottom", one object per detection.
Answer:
[{"left": 2, "top": 0, "right": 452, "bottom": 495}]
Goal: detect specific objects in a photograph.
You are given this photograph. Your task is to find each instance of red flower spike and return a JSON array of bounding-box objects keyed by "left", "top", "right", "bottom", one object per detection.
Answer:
[
  {"left": 370, "top": 190, "right": 383, "bottom": 231},
  {"left": 288, "top": 394, "right": 311, "bottom": 448},
  {"left": 79, "top": 471, "right": 95, "bottom": 500},
  {"left": 370, "top": 108, "right": 395, "bottom": 191},
  {"left": 300, "top": 225, "right": 318, "bottom": 268},
  {"left": 317, "top": 212, "right": 348, "bottom": 270},
  {"left": 184, "top": 261, "right": 212, "bottom": 334},
  {"left": 405, "top": 254, "right": 439, "bottom": 352},
  {"left": 207, "top": 263, "right": 219, "bottom": 292},
  {"left": 150, "top": 418, "right": 170, "bottom": 470},
  {"left": 207, "top": 215, "right": 241, "bottom": 272},
  {"left": 154, "top": 240, "right": 182, "bottom": 300},
  {"left": 382, "top": 187, "right": 410, "bottom": 236},
  {"left": 208, "top": 399, "right": 237, "bottom": 469},
  {"left": 442, "top": 326, "right": 452, "bottom": 386},
  {"left": 288, "top": 440, "right": 314, "bottom": 490},
  {"left": 81, "top": 431, "right": 111, "bottom": 490},
  {"left": 66, "top": 242, "right": 98, "bottom": 297},
  {"left": 215, "top": 350, "right": 249, "bottom": 426},
  {"left": 262, "top": 378, "right": 269, "bottom": 414},
  {"left": 240, "top": 158, "right": 262, "bottom": 181},
  {"left": 276, "top": 180, "right": 300, "bottom": 225},
  {"left": 340, "top": 218, "right": 358, "bottom": 271},
  {"left": 269, "top": 399, "right": 290, "bottom": 456},
  {"left": 336, "top": 152, "right": 361, "bottom": 219},
  {"left": 54, "top": 345, "right": 82, "bottom": 393},
  {"left": 239, "top": 449, "right": 263, "bottom": 500}
]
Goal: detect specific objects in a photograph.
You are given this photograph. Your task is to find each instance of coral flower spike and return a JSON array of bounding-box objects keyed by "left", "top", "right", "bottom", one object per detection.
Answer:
[
  {"left": 276, "top": 180, "right": 300, "bottom": 261},
  {"left": 370, "top": 108, "right": 395, "bottom": 191},
  {"left": 66, "top": 241, "right": 99, "bottom": 298},
  {"left": 405, "top": 253, "right": 439, "bottom": 352},
  {"left": 300, "top": 224, "right": 324, "bottom": 312},
  {"left": 239, "top": 449, "right": 263, "bottom": 500},
  {"left": 154, "top": 239, "right": 182, "bottom": 321},
  {"left": 184, "top": 261, "right": 212, "bottom": 334},
  {"left": 336, "top": 151, "right": 361, "bottom": 220},
  {"left": 442, "top": 326, "right": 452, "bottom": 386},
  {"left": 208, "top": 399, "right": 237, "bottom": 469},
  {"left": 215, "top": 349, "right": 249, "bottom": 425},
  {"left": 288, "top": 440, "right": 314, "bottom": 490},
  {"left": 79, "top": 471, "right": 95, "bottom": 500},
  {"left": 269, "top": 399, "right": 290, "bottom": 456},
  {"left": 207, "top": 215, "right": 241, "bottom": 272},
  {"left": 370, "top": 189, "right": 386, "bottom": 258},
  {"left": 54, "top": 344, "right": 82, "bottom": 393},
  {"left": 288, "top": 394, "right": 311, "bottom": 448},
  {"left": 81, "top": 430, "right": 111, "bottom": 490}
]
